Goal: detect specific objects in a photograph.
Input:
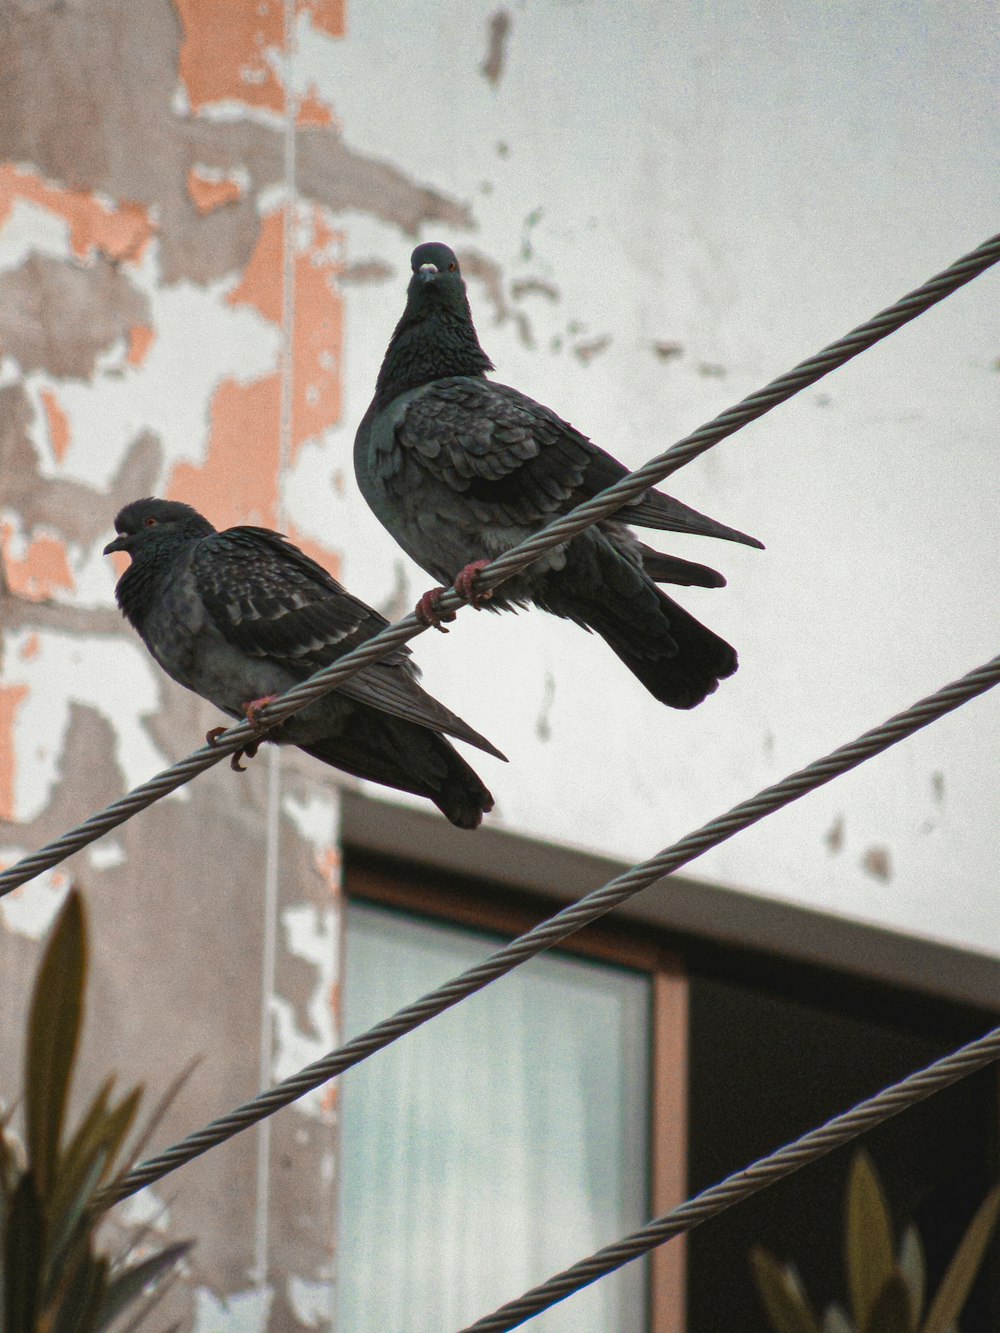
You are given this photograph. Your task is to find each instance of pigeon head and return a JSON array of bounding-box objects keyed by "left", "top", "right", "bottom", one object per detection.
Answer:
[
  {"left": 405, "top": 241, "right": 469, "bottom": 310},
  {"left": 104, "top": 498, "right": 214, "bottom": 559},
  {"left": 372, "top": 243, "right": 493, "bottom": 406}
]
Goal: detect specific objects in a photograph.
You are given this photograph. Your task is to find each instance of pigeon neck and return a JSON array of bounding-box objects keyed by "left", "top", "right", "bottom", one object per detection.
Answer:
[
  {"left": 374, "top": 305, "right": 494, "bottom": 407},
  {"left": 115, "top": 543, "right": 180, "bottom": 633}
]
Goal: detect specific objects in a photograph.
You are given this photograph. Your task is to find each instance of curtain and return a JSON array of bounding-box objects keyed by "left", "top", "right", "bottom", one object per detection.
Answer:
[{"left": 337, "top": 900, "right": 651, "bottom": 1332}]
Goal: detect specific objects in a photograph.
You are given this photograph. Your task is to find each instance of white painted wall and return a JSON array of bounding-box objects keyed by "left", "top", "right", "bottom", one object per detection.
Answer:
[{"left": 291, "top": 0, "right": 999, "bottom": 952}]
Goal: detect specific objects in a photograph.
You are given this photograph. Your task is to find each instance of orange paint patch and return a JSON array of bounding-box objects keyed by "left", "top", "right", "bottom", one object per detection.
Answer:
[
  {"left": 20, "top": 634, "right": 41, "bottom": 661},
  {"left": 229, "top": 205, "right": 344, "bottom": 456},
  {"left": 287, "top": 522, "right": 341, "bottom": 580},
  {"left": 1, "top": 522, "right": 75, "bottom": 601},
  {"left": 296, "top": 84, "right": 336, "bottom": 129},
  {"left": 228, "top": 208, "right": 284, "bottom": 325},
  {"left": 187, "top": 166, "right": 245, "bottom": 215},
  {"left": 39, "top": 389, "right": 71, "bottom": 463},
  {"left": 168, "top": 374, "right": 282, "bottom": 530},
  {"left": 290, "top": 218, "right": 344, "bottom": 454},
  {"left": 127, "top": 324, "right": 156, "bottom": 368},
  {"left": 0, "top": 686, "right": 29, "bottom": 821},
  {"left": 176, "top": 0, "right": 287, "bottom": 114},
  {"left": 0, "top": 166, "right": 155, "bottom": 263},
  {"left": 297, "top": 0, "right": 346, "bottom": 38}
]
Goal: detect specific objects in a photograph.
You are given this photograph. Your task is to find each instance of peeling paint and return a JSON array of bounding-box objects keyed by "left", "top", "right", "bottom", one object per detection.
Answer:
[
  {"left": 1, "top": 519, "right": 76, "bottom": 602},
  {"left": 39, "top": 388, "right": 71, "bottom": 462},
  {"left": 287, "top": 1274, "right": 335, "bottom": 1327},
  {"left": 481, "top": 10, "right": 513, "bottom": 87},
  {"left": 862, "top": 846, "right": 892, "bottom": 882},
  {"left": 282, "top": 789, "right": 339, "bottom": 852},
  {"left": 192, "top": 1286, "right": 274, "bottom": 1333},
  {"left": 88, "top": 840, "right": 126, "bottom": 871},
  {"left": 298, "top": 0, "right": 346, "bottom": 39},
  {"left": 0, "top": 628, "right": 169, "bottom": 823},
  {"left": 0, "top": 166, "right": 156, "bottom": 265},
  {"left": 187, "top": 166, "right": 246, "bottom": 215},
  {"left": 0, "top": 686, "right": 29, "bottom": 818},
  {"left": 296, "top": 84, "right": 338, "bottom": 129},
  {"left": 126, "top": 323, "right": 156, "bottom": 368},
  {"left": 117, "top": 1185, "right": 172, "bottom": 1232},
  {"left": 825, "top": 816, "right": 845, "bottom": 854},
  {"left": 176, "top": 0, "right": 286, "bottom": 116},
  {"left": 271, "top": 903, "right": 339, "bottom": 1119},
  {"left": 0, "top": 865, "right": 70, "bottom": 939}
]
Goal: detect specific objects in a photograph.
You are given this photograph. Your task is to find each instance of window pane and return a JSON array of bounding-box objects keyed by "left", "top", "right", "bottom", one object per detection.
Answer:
[{"left": 338, "top": 900, "right": 651, "bottom": 1332}]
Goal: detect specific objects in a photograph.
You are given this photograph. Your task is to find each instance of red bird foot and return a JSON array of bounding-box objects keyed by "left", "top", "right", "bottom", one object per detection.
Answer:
[
  {"left": 205, "top": 726, "right": 262, "bottom": 773},
  {"left": 415, "top": 587, "right": 458, "bottom": 633},
  {"left": 244, "top": 694, "right": 279, "bottom": 729},
  {"left": 454, "top": 559, "right": 493, "bottom": 607}
]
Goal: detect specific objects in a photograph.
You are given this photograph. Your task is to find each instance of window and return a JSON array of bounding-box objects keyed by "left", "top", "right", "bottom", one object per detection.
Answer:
[{"left": 337, "top": 856, "right": 687, "bottom": 1332}]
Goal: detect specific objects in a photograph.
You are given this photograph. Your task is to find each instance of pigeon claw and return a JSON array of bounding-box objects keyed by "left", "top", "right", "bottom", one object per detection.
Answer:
[
  {"left": 244, "top": 694, "right": 279, "bottom": 730},
  {"left": 415, "top": 587, "right": 457, "bottom": 633},
  {"left": 205, "top": 725, "right": 261, "bottom": 773},
  {"left": 454, "top": 559, "right": 493, "bottom": 608}
]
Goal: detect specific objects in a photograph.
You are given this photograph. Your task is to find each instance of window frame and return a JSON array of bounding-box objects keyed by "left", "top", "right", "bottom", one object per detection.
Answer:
[{"left": 344, "top": 848, "right": 688, "bottom": 1333}]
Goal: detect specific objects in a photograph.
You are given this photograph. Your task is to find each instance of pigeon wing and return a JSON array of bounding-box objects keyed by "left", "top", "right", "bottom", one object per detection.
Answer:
[
  {"left": 398, "top": 378, "right": 762, "bottom": 547},
  {"left": 193, "top": 528, "right": 505, "bottom": 757}
]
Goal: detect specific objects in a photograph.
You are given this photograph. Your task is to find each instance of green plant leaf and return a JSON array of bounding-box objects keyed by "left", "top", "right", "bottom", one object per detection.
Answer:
[
  {"left": 48, "top": 1080, "right": 115, "bottom": 1236},
  {"left": 823, "top": 1304, "right": 856, "bottom": 1333},
  {"left": 43, "top": 1146, "right": 110, "bottom": 1302},
  {"left": 4, "top": 1170, "right": 45, "bottom": 1330},
  {"left": 96, "top": 1241, "right": 192, "bottom": 1328},
  {"left": 898, "top": 1223, "right": 925, "bottom": 1325},
  {"left": 751, "top": 1246, "right": 822, "bottom": 1333},
  {"left": 25, "top": 889, "right": 87, "bottom": 1204},
  {"left": 846, "top": 1151, "right": 895, "bottom": 1330},
  {"left": 47, "top": 1249, "right": 109, "bottom": 1333},
  {"left": 922, "top": 1185, "right": 1000, "bottom": 1333},
  {"left": 861, "top": 1271, "right": 913, "bottom": 1333}
]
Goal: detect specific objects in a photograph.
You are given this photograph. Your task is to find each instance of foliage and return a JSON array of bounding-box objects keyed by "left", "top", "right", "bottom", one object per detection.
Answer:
[
  {"left": 0, "top": 889, "right": 191, "bottom": 1331},
  {"left": 751, "top": 1149, "right": 1000, "bottom": 1333}
]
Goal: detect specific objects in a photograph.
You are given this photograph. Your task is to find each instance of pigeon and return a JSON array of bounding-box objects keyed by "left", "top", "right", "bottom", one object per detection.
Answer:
[
  {"left": 104, "top": 498, "right": 504, "bottom": 829},
  {"left": 354, "top": 241, "right": 764, "bottom": 709}
]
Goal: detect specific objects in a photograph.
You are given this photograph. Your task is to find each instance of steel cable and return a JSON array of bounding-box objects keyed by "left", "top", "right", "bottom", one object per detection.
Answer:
[
  {"left": 460, "top": 1024, "right": 1000, "bottom": 1330},
  {"left": 2, "top": 232, "right": 998, "bottom": 900},
  {"left": 100, "top": 652, "right": 1000, "bottom": 1207}
]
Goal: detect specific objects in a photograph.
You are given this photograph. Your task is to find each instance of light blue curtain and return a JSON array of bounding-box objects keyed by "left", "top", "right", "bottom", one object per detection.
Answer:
[{"left": 337, "top": 900, "right": 651, "bottom": 1332}]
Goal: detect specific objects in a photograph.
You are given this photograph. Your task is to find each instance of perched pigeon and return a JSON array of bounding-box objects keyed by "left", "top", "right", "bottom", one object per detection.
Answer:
[
  {"left": 354, "top": 241, "right": 764, "bottom": 709},
  {"left": 104, "top": 498, "right": 504, "bottom": 829}
]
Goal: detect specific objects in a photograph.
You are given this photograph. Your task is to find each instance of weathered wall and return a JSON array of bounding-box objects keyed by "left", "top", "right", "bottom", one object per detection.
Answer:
[{"left": 1, "top": 0, "right": 998, "bottom": 1327}]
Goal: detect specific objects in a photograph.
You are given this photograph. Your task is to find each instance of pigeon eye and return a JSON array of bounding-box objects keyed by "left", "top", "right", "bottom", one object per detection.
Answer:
[
  {"left": 144, "top": 516, "right": 158, "bottom": 528},
  {"left": 448, "top": 262, "right": 457, "bottom": 272}
]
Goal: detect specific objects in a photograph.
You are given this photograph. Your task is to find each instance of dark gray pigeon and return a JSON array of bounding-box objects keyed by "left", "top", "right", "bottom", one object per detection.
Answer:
[
  {"left": 354, "top": 241, "right": 764, "bottom": 709},
  {"left": 104, "top": 498, "right": 504, "bottom": 829}
]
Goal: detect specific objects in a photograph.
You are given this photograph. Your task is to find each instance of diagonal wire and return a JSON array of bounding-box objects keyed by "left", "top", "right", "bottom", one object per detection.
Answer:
[
  {"left": 459, "top": 1022, "right": 1000, "bottom": 1331},
  {"left": 2, "top": 231, "right": 998, "bottom": 901},
  {"left": 99, "top": 652, "right": 1000, "bottom": 1208}
]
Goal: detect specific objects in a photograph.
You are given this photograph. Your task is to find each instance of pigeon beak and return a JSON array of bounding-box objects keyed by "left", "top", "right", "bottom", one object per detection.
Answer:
[
  {"left": 103, "top": 534, "right": 130, "bottom": 556},
  {"left": 417, "top": 262, "right": 439, "bottom": 282}
]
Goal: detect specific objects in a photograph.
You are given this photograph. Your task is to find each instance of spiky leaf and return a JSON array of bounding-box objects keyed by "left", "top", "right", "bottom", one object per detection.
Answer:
[
  {"left": 846, "top": 1151, "right": 895, "bottom": 1330},
  {"left": 47, "top": 1248, "right": 110, "bottom": 1333},
  {"left": 25, "top": 889, "right": 87, "bottom": 1203},
  {"left": 922, "top": 1185, "right": 1000, "bottom": 1333},
  {"left": 823, "top": 1304, "right": 855, "bottom": 1333},
  {"left": 751, "top": 1246, "right": 822, "bottom": 1333},
  {"left": 861, "top": 1271, "right": 913, "bottom": 1333},
  {"left": 96, "top": 1241, "right": 192, "bottom": 1327},
  {"left": 4, "top": 1171, "right": 45, "bottom": 1329},
  {"left": 898, "top": 1223, "right": 925, "bottom": 1326}
]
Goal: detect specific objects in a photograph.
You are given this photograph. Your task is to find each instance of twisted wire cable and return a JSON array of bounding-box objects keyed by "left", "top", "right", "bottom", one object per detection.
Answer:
[
  {"left": 460, "top": 1023, "right": 1000, "bottom": 1331},
  {"left": 100, "top": 652, "right": 1000, "bottom": 1207},
  {"left": 2, "top": 232, "right": 997, "bottom": 901}
]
